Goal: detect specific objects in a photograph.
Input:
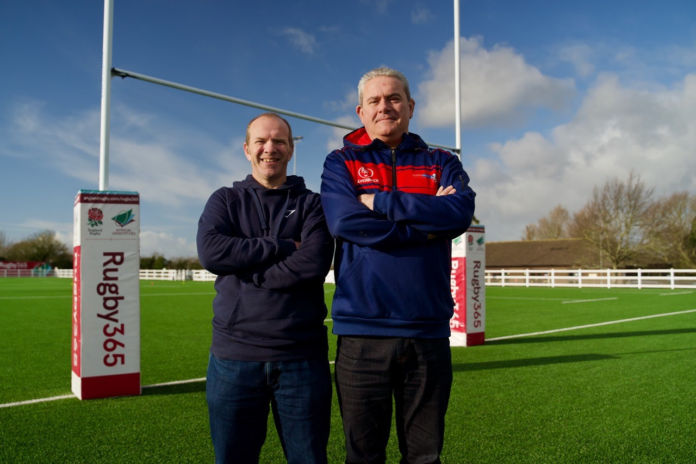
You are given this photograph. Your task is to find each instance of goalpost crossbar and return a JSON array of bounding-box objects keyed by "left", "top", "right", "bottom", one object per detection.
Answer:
[{"left": 111, "top": 67, "right": 459, "bottom": 153}]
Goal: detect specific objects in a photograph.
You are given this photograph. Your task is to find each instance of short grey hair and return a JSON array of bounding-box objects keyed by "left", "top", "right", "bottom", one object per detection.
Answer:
[{"left": 357, "top": 67, "right": 412, "bottom": 106}]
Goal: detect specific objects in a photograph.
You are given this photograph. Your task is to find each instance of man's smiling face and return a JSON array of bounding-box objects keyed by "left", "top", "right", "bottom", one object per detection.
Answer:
[
  {"left": 357, "top": 76, "right": 415, "bottom": 148},
  {"left": 244, "top": 115, "right": 293, "bottom": 189}
]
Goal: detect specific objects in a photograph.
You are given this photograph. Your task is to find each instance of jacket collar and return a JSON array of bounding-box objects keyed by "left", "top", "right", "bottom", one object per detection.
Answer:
[{"left": 343, "top": 127, "right": 428, "bottom": 152}]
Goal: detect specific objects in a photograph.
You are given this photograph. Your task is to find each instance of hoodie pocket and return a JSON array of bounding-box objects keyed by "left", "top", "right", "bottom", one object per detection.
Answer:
[
  {"left": 211, "top": 292, "right": 242, "bottom": 331},
  {"left": 335, "top": 249, "right": 366, "bottom": 289},
  {"left": 334, "top": 244, "right": 453, "bottom": 323}
]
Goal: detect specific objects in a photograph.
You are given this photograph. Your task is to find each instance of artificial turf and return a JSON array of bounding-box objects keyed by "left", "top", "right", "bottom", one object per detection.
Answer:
[{"left": 1, "top": 278, "right": 695, "bottom": 462}]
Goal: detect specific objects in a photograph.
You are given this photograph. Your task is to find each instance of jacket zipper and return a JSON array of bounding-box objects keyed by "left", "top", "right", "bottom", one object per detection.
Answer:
[{"left": 391, "top": 149, "right": 397, "bottom": 191}]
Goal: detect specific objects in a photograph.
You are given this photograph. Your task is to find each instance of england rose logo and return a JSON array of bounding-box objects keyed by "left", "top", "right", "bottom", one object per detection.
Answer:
[{"left": 88, "top": 208, "right": 103, "bottom": 227}]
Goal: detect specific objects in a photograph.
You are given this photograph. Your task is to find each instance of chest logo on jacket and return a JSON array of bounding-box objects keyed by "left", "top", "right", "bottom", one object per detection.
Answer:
[
  {"left": 358, "top": 167, "right": 374, "bottom": 179},
  {"left": 355, "top": 165, "right": 381, "bottom": 186}
]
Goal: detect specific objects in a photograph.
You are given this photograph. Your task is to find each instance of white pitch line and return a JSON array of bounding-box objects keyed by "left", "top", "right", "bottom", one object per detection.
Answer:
[
  {"left": 0, "top": 365, "right": 340, "bottom": 409},
  {"left": 7, "top": 308, "right": 694, "bottom": 409},
  {"left": 1, "top": 378, "right": 209, "bottom": 409},
  {"left": 487, "top": 308, "right": 696, "bottom": 341},
  {"left": 141, "top": 293, "right": 215, "bottom": 297},
  {"left": 0, "top": 394, "right": 75, "bottom": 409},
  {"left": 487, "top": 296, "right": 567, "bottom": 301},
  {"left": 142, "top": 377, "right": 206, "bottom": 388},
  {"left": 660, "top": 291, "right": 693, "bottom": 296},
  {"left": 562, "top": 297, "right": 618, "bottom": 304}
]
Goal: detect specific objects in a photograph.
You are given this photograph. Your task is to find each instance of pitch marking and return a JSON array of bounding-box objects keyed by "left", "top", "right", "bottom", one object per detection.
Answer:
[
  {"left": 562, "top": 297, "right": 618, "bottom": 304},
  {"left": 0, "top": 394, "right": 74, "bottom": 409},
  {"left": 5, "top": 309, "right": 694, "bottom": 409},
  {"left": 660, "top": 291, "right": 693, "bottom": 296},
  {"left": 488, "top": 308, "right": 696, "bottom": 341},
  {"left": 488, "top": 296, "right": 567, "bottom": 301}
]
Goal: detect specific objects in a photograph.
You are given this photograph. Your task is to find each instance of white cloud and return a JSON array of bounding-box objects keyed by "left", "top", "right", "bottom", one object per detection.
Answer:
[
  {"left": 418, "top": 37, "right": 576, "bottom": 128},
  {"left": 319, "top": 25, "right": 341, "bottom": 34},
  {"left": 1, "top": 102, "right": 250, "bottom": 258},
  {"left": 471, "top": 73, "right": 696, "bottom": 241},
  {"left": 324, "top": 89, "right": 359, "bottom": 113},
  {"left": 12, "top": 220, "right": 74, "bottom": 248},
  {"left": 411, "top": 6, "right": 434, "bottom": 24},
  {"left": 359, "top": 0, "right": 395, "bottom": 14},
  {"left": 140, "top": 230, "right": 197, "bottom": 258},
  {"left": 326, "top": 115, "right": 360, "bottom": 153},
  {"left": 3, "top": 102, "right": 247, "bottom": 206},
  {"left": 558, "top": 44, "right": 595, "bottom": 77},
  {"left": 322, "top": 90, "right": 360, "bottom": 152},
  {"left": 280, "top": 28, "right": 318, "bottom": 55}
]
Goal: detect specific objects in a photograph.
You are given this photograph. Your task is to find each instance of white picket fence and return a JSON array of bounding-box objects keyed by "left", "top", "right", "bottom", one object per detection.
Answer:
[
  {"left": 53, "top": 268, "right": 217, "bottom": 281},
  {"left": 1, "top": 269, "right": 56, "bottom": 278},
  {"left": 34, "top": 268, "right": 696, "bottom": 290},
  {"left": 53, "top": 268, "right": 336, "bottom": 283},
  {"left": 486, "top": 268, "right": 696, "bottom": 290}
]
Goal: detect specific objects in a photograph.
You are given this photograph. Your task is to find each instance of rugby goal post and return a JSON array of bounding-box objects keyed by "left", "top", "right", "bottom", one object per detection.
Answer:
[{"left": 450, "top": 225, "right": 486, "bottom": 346}]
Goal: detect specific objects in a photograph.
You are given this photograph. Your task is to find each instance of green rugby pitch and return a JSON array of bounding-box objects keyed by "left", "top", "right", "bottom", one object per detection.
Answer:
[{"left": 1, "top": 278, "right": 695, "bottom": 462}]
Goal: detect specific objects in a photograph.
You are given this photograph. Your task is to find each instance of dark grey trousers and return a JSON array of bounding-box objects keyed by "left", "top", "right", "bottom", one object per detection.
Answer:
[{"left": 334, "top": 336, "right": 453, "bottom": 464}]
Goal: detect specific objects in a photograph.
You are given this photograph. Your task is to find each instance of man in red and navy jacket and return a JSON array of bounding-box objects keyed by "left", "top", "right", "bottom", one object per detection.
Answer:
[{"left": 321, "top": 67, "right": 476, "bottom": 463}]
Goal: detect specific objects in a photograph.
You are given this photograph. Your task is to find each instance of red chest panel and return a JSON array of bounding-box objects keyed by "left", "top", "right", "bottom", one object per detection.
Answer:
[{"left": 345, "top": 160, "right": 441, "bottom": 195}]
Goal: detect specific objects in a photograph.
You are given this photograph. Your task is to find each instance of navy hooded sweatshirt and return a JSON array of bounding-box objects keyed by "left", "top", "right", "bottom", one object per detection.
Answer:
[{"left": 197, "top": 175, "right": 334, "bottom": 362}]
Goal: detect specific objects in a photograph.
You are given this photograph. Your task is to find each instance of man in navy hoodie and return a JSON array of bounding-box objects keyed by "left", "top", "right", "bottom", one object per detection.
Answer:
[
  {"left": 198, "top": 113, "right": 334, "bottom": 464},
  {"left": 321, "top": 68, "right": 476, "bottom": 463}
]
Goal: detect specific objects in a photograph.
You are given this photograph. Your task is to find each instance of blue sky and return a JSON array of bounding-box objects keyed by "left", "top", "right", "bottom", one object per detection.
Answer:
[{"left": 2, "top": 0, "right": 695, "bottom": 258}]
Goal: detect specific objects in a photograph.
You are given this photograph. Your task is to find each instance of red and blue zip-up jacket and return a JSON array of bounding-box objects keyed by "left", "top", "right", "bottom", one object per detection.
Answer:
[
  {"left": 320, "top": 128, "right": 476, "bottom": 338},
  {"left": 197, "top": 175, "right": 334, "bottom": 362}
]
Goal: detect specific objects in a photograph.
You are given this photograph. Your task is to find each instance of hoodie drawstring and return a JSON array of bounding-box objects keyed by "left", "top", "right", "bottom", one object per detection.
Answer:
[
  {"left": 250, "top": 189, "right": 270, "bottom": 235},
  {"left": 273, "top": 191, "right": 291, "bottom": 238},
  {"left": 251, "top": 188, "right": 291, "bottom": 238}
]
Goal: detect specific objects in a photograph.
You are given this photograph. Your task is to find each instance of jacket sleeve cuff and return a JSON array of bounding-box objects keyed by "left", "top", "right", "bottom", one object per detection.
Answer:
[
  {"left": 372, "top": 191, "right": 389, "bottom": 216},
  {"left": 277, "top": 238, "right": 297, "bottom": 257}
]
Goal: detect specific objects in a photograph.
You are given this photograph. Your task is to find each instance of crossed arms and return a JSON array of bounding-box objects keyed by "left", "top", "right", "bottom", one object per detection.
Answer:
[{"left": 320, "top": 152, "right": 476, "bottom": 248}]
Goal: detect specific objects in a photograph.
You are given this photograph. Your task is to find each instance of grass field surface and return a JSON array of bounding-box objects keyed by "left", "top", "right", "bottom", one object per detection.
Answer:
[{"left": 1, "top": 278, "right": 695, "bottom": 462}]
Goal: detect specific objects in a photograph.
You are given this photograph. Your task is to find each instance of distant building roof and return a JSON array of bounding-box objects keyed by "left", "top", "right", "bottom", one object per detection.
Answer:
[{"left": 486, "top": 238, "right": 596, "bottom": 269}]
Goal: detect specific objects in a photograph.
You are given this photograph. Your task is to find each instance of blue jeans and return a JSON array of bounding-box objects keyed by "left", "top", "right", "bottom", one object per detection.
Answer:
[
  {"left": 335, "top": 337, "right": 452, "bottom": 464},
  {"left": 206, "top": 354, "right": 332, "bottom": 464}
]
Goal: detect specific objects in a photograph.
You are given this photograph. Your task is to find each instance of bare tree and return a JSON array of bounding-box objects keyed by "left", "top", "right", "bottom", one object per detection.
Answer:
[
  {"left": 568, "top": 171, "right": 654, "bottom": 269},
  {"left": 5, "top": 229, "right": 72, "bottom": 268},
  {"left": 0, "top": 230, "right": 9, "bottom": 260},
  {"left": 645, "top": 192, "right": 696, "bottom": 268},
  {"left": 522, "top": 205, "right": 571, "bottom": 240}
]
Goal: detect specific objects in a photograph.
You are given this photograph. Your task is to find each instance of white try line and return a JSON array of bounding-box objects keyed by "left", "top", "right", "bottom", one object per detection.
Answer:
[
  {"left": 142, "top": 293, "right": 216, "bottom": 297},
  {"left": 562, "top": 297, "right": 618, "bottom": 304},
  {"left": 487, "top": 308, "right": 696, "bottom": 341},
  {"left": 0, "top": 364, "right": 338, "bottom": 409},
  {"left": 660, "top": 291, "right": 693, "bottom": 296},
  {"left": 487, "top": 296, "right": 568, "bottom": 301},
  {"left": 0, "top": 394, "right": 75, "bottom": 409},
  {"left": 0, "top": 378, "right": 207, "bottom": 409},
  {"left": 5, "top": 309, "right": 693, "bottom": 409},
  {"left": 142, "top": 377, "right": 206, "bottom": 388}
]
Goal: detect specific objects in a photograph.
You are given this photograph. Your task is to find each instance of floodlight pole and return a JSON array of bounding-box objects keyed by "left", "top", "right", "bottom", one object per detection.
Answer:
[
  {"left": 292, "top": 136, "right": 303, "bottom": 175},
  {"left": 99, "top": 0, "right": 115, "bottom": 191},
  {"left": 454, "top": 0, "right": 462, "bottom": 156}
]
